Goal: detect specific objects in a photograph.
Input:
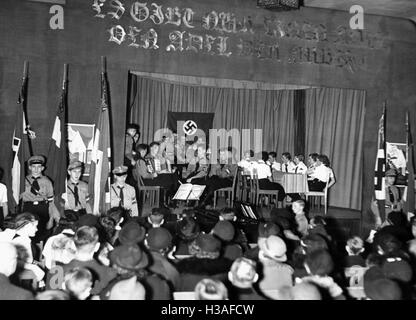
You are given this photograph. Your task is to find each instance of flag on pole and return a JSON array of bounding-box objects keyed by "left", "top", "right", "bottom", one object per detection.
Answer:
[
  {"left": 406, "top": 111, "right": 415, "bottom": 218},
  {"left": 89, "top": 57, "right": 112, "bottom": 215},
  {"left": 374, "top": 104, "right": 386, "bottom": 200},
  {"left": 45, "top": 64, "right": 69, "bottom": 213},
  {"left": 10, "top": 61, "right": 35, "bottom": 211}
]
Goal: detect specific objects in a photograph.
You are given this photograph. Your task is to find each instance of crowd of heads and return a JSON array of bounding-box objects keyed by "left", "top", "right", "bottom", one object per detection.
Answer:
[{"left": 1, "top": 198, "right": 415, "bottom": 301}]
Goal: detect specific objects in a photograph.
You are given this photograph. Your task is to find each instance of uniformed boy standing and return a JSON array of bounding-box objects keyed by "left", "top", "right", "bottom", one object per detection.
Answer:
[
  {"left": 110, "top": 166, "right": 139, "bottom": 217},
  {"left": 64, "top": 160, "right": 92, "bottom": 218},
  {"left": 20, "top": 155, "right": 60, "bottom": 243}
]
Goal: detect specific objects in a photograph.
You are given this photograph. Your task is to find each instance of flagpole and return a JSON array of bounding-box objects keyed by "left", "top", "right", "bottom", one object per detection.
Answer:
[{"left": 21, "top": 61, "right": 34, "bottom": 156}]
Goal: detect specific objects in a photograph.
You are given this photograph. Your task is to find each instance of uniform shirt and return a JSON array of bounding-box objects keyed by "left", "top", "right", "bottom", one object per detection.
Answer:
[
  {"left": 186, "top": 157, "right": 209, "bottom": 179},
  {"left": 65, "top": 180, "right": 90, "bottom": 212},
  {"left": 209, "top": 163, "right": 238, "bottom": 179},
  {"left": 134, "top": 158, "right": 154, "bottom": 180},
  {"left": 281, "top": 161, "right": 296, "bottom": 173},
  {"left": 253, "top": 161, "right": 272, "bottom": 180},
  {"left": 21, "top": 175, "right": 54, "bottom": 202},
  {"left": 294, "top": 161, "right": 308, "bottom": 174},
  {"left": 0, "top": 183, "right": 7, "bottom": 204},
  {"left": 310, "top": 164, "right": 334, "bottom": 183},
  {"left": 110, "top": 183, "right": 138, "bottom": 217}
]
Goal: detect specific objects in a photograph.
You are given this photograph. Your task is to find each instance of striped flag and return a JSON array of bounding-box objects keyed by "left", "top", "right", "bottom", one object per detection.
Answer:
[
  {"left": 89, "top": 60, "right": 112, "bottom": 215},
  {"left": 406, "top": 111, "right": 415, "bottom": 218},
  {"left": 9, "top": 62, "right": 35, "bottom": 211},
  {"left": 374, "top": 104, "right": 386, "bottom": 200},
  {"left": 45, "top": 65, "right": 69, "bottom": 212}
]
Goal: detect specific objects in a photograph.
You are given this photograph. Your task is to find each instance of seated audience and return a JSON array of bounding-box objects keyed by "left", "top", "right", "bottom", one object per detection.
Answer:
[{"left": 63, "top": 267, "right": 94, "bottom": 300}]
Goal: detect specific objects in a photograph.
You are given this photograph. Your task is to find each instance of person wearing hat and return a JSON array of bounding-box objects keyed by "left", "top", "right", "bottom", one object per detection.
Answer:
[
  {"left": 108, "top": 244, "right": 171, "bottom": 300},
  {"left": 176, "top": 233, "right": 232, "bottom": 291},
  {"left": 20, "top": 155, "right": 60, "bottom": 243},
  {"left": 110, "top": 165, "right": 138, "bottom": 217},
  {"left": 257, "top": 235, "right": 294, "bottom": 298},
  {"left": 227, "top": 258, "right": 266, "bottom": 300},
  {"left": 64, "top": 160, "right": 92, "bottom": 219},
  {"left": 145, "top": 227, "right": 180, "bottom": 290},
  {"left": 385, "top": 168, "right": 403, "bottom": 216}
]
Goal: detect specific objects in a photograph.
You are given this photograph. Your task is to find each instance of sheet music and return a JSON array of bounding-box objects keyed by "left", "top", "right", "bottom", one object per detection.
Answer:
[{"left": 173, "top": 183, "right": 205, "bottom": 200}]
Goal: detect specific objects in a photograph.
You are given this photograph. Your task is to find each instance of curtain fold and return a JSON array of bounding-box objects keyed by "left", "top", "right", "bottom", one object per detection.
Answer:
[{"left": 305, "top": 87, "right": 366, "bottom": 210}]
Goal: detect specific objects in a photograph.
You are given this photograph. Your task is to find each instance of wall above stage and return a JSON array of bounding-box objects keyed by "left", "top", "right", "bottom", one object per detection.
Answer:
[{"left": 0, "top": 0, "right": 415, "bottom": 219}]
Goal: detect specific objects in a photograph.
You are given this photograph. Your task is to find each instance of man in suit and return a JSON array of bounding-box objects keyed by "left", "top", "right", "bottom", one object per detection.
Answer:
[{"left": 0, "top": 242, "right": 34, "bottom": 300}]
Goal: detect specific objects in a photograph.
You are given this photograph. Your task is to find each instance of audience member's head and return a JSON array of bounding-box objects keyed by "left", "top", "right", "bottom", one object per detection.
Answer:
[
  {"left": 364, "top": 277, "right": 402, "bottom": 300},
  {"left": 292, "top": 200, "right": 306, "bottom": 216},
  {"left": 107, "top": 276, "right": 145, "bottom": 300},
  {"left": 194, "top": 279, "right": 228, "bottom": 300},
  {"left": 118, "top": 221, "right": 146, "bottom": 246},
  {"left": 145, "top": 227, "right": 173, "bottom": 254},
  {"left": 44, "top": 233, "right": 77, "bottom": 269},
  {"left": 258, "top": 235, "right": 287, "bottom": 262},
  {"left": 73, "top": 226, "right": 100, "bottom": 257},
  {"left": 410, "top": 217, "right": 416, "bottom": 238},
  {"left": 189, "top": 234, "right": 221, "bottom": 259},
  {"left": 346, "top": 236, "right": 365, "bottom": 256},
  {"left": 373, "top": 232, "right": 402, "bottom": 256},
  {"left": 64, "top": 267, "right": 93, "bottom": 300},
  {"left": 381, "top": 257, "right": 413, "bottom": 283},
  {"left": 211, "top": 220, "right": 235, "bottom": 242},
  {"left": 148, "top": 207, "right": 165, "bottom": 226},
  {"left": 228, "top": 258, "right": 259, "bottom": 289},
  {"left": 0, "top": 242, "right": 18, "bottom": 276},
  {"left": 304, "top": 249, "right": 334, "bottom": 276},
  {"left": 176, "top": 217, "right": 200, "bottom": 241},
  {"left": 301, "top": 234, "right": 328, "bottom": 254},
  {"left": 110, "top": 244, "right": 149, "bottom": 273},
  {"left": 14, "top": 212, "right": 39, "bottom": 238},
  {"left": 36, "top": 290, "right": 70, "bottom": 300}
]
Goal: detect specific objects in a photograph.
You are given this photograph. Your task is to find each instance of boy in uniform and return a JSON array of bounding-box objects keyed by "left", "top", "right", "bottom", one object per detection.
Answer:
[
  {"left": 20, "top": 155, "right": 60, "bottom": 243},
  {"left": 64, "top": 160, "right": 92, "bottom": 219},
  {"left": 110, "top": 166, "right": 139, "bottom": 217}
]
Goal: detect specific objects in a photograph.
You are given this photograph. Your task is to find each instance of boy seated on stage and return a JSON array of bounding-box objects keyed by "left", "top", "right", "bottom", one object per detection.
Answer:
[
  {"left": 293, "top": 155, "right": 308, "bottom": 174},
  {"left": 110, "top": 166, "right": 139, "bottom": 217},
  {"left": 64, "top": 160, "right": 92, "bottom": 219},
  {"left": 267, "top": 151, "right": 281, "bottom": 172},
  {"left": 307, "top": 155, "right": 335, "bottom": 192},
  {"left": 281, "top": 152, "right": 296, "bottom": 173}
]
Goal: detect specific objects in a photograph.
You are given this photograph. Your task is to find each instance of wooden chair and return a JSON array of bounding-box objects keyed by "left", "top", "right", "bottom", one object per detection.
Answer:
[
  {"left": 137, "top": 175, "right": 160, "bottom": 209},
  {"left": 238, "top": 168, "right": 253, "bottom": 202},
  {"left": 213, "top": 169, "right": 238, "bottom": 209},
  {"left": 252, "top": 175, "right": 280, "bottom": 208},
  {"left": 305, "top": 174, "right": 331, "bottom": 215}
]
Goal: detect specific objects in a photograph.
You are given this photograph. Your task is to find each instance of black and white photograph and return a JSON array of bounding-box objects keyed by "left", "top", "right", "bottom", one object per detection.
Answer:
[{"left": 0, "top": 0, "right": 416, "bottom": 309}]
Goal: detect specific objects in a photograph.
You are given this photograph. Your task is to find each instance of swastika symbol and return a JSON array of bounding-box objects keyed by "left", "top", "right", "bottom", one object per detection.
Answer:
[{"left": 183, "top": 120, "right": 197, "bottom": 135}]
